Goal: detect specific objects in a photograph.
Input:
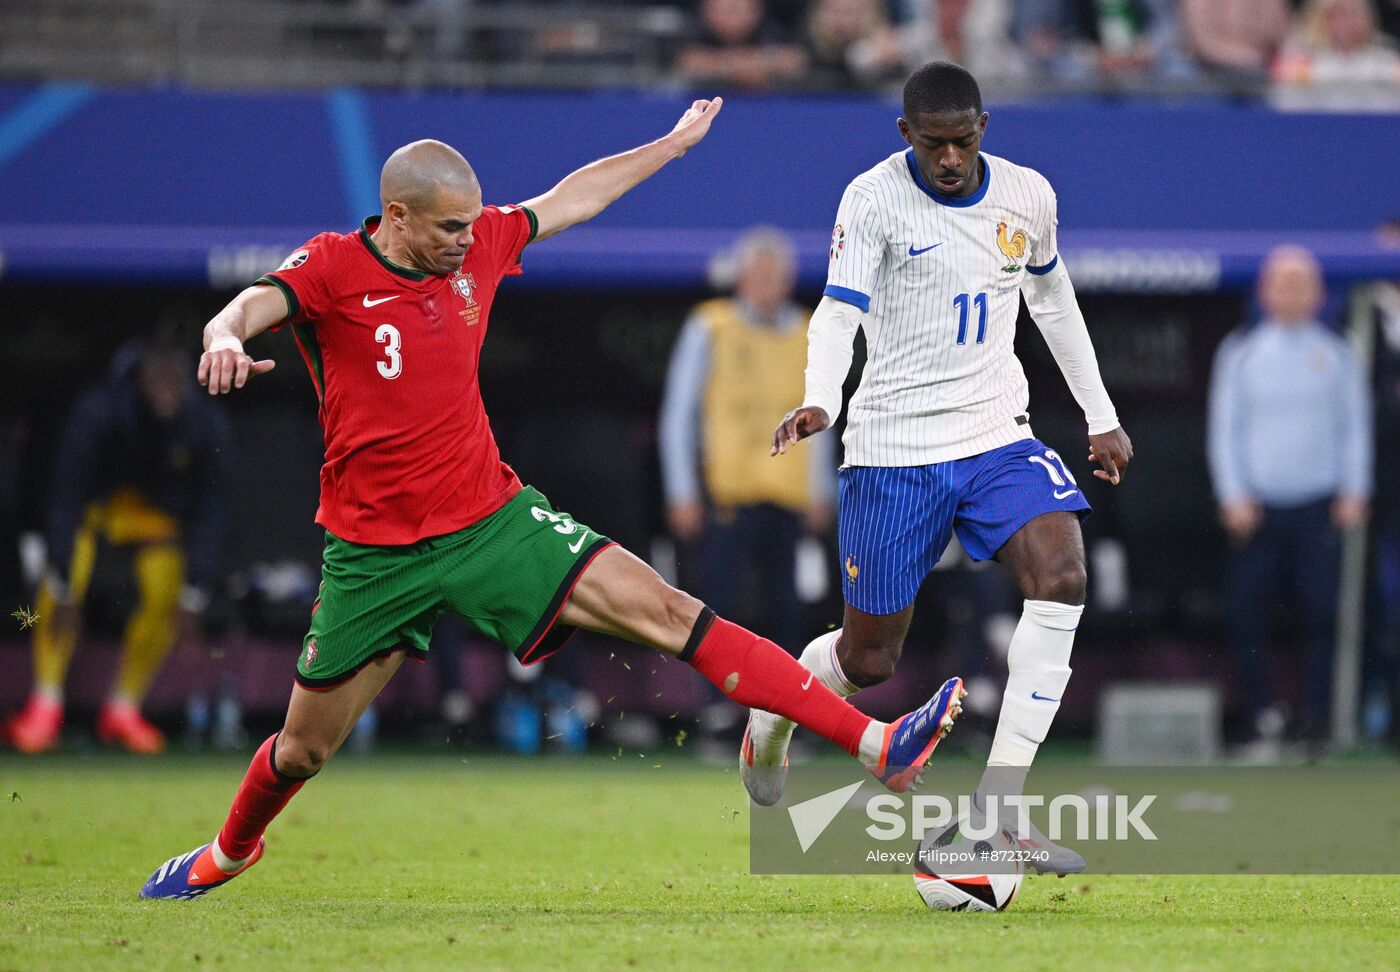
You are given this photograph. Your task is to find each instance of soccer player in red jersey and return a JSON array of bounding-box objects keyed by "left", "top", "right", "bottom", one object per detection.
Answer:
[{"left": 140, "top": 99, "right": 965, "bottom": 900}]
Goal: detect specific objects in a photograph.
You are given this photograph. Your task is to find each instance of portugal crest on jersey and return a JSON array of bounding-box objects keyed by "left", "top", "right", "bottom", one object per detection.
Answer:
[
  {"left": 996, "top": 222, "right": 1027, "bottom": 274},
  {"left": 452, "top": 271, "right": 480, "bottom": 325},
  {"left": 452, "top": 271, "right": 477, "bottom": 305}
]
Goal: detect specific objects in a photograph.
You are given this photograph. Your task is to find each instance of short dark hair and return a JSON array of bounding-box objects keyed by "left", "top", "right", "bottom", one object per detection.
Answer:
[{"left": 903, "top": 61, "right": 982, "bottom": 119}]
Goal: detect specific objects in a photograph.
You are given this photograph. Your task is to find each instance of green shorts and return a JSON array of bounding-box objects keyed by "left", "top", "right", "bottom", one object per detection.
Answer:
[{"left": 296, "top": 485, "right": 613, "bottom": 689}]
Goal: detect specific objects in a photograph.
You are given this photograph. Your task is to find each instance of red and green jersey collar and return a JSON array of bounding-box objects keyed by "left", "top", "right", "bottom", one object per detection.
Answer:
[
  {"left": 358, "top": 215, "right": 430, "bottom": 281},
  {"left": 357, "top": 207, "right": 538, "bottom": 282}
]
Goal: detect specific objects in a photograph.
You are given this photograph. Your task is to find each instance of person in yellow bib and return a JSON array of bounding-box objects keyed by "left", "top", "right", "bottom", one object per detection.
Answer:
[
  {"left": 5, "top": 338, "right": 232, "bottom": 754},
  {"left": 659, "top": 227, "right": 836, "bottom": 748}
]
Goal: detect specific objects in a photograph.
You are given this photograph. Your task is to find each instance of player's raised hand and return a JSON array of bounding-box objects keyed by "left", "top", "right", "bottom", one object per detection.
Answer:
[
  {"left": 198, "top": 341, "right": 276, "bottom": 395},
  {"left": 667, "top": 97, "right": 724, "bottom": 155},
  {"left": 772, "top": 406, "right": 830, "bottom": 456},
  {"left": 1087, "top": 426, "right": 1133, "bottom": 485}
]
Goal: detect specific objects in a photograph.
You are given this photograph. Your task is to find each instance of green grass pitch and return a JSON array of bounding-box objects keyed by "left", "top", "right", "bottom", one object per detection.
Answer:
[{"left": 3, "top": 752, "right": 1398, "bottom": 971}]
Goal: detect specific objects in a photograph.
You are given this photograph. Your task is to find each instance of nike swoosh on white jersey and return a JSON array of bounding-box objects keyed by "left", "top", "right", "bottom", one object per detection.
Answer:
[
  {"left": 363, "top": 294, "right": 400, "bottom": 307},
  {"left": 829, "top": 152, "right": 1062, "bottom": 466}
]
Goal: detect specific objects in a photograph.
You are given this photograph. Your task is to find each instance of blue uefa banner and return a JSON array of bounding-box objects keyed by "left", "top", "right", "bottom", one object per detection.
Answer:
[{"left": 1, "top": 85, "right": 1396, "bottom": 288}]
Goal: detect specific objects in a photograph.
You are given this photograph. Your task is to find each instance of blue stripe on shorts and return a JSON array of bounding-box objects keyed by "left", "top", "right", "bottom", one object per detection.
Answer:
[{"left": 837, "top": 438, "right": 1091, "bottom": 615}]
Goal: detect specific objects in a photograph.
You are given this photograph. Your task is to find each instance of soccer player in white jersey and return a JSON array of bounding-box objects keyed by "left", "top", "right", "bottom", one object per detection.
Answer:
[{"left": 741, "top": 62, "right": 1134, "bottom": 874}]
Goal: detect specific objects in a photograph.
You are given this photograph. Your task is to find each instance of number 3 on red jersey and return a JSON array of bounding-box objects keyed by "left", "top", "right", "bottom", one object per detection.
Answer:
[{"left": 375, "top": 323, "right": 402, "bottom": 379}]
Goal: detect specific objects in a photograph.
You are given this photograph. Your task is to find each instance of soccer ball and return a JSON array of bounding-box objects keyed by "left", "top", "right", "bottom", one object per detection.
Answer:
[{"left": 913, "top": 822, "right": 1024, "bottom": 912}]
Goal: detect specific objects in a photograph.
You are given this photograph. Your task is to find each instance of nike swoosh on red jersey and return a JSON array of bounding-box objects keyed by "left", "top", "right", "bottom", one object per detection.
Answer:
[{"left": 363, "top": 294, "right": 401, "bottom": 307}]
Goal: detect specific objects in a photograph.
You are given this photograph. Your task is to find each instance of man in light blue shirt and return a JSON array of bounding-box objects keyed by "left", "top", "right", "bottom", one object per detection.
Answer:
[{"left": 1207, "top": 245, "right": 1373, "bottom": 745}]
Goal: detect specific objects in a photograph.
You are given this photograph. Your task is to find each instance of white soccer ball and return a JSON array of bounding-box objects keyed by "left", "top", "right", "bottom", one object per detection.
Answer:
[{"left": 913, "top": 824, "right": 1024, "bottom": 912}]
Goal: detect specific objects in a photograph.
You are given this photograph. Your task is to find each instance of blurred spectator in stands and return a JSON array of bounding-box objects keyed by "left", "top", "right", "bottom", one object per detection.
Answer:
[
  {"left": 1013, "top": 0, "right": 1097, "bottom": 81},
  {"left": 1180, "top": 0, "right": 1293, "bottom": 85},
  {"left": 803, "top": 0, "right": 904, "bottom": 89},
  {"left": 659, "top": 227, "right": 835, "bottom": 751},
  {"left": 1274, "top": 0, "right": 1400, "bottom": 109},
  {"left": 506, "top": 0, "right": 679, "bottom": 72},
  {"left": 4, "top": 336, "right": 232, "bottom": 755},
  {"left": 889, "top": 0, "right": 1027, "bottom": 86},
  {"left": 1207, "top": 245, "right": 1372, "bottom": 752},
  {"left": 1014, "top": 0, "right": 1195, "bottom": 84},
  {"left": 1087, "top": 0, "right": 1197, "bottom": 82},
  {"left": 420, "top": 0, "right": 472, "bottom": 63},
  {"left": 675, "top": 0, "right": 808, "bottom": 89}
]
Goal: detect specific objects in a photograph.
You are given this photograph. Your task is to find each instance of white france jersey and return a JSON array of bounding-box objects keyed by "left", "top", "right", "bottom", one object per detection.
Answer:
[{"left": 825, "top": 149, "right": 1059, "bottom": 466}]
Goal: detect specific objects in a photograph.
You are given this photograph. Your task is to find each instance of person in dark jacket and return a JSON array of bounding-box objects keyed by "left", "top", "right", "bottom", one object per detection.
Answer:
[{"left": 4, "top": 337, "right": 232, "bottom": 754}]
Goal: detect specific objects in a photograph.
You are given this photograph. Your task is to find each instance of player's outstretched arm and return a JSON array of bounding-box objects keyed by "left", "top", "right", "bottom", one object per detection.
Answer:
[
  {"left": 1021, "top": 260, "right": 1133, "bottom": 484},
  {"left": 198, "top": 284, "right": 284, "bottom": 395},
  {"left": 772, "top": 295, "right": 862, "bottom": 455},
  {"left": 521, "top": 97, "right": 723, "bottom": 243}
]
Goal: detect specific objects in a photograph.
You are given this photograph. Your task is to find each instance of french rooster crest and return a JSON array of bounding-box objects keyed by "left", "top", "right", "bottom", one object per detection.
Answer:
[{"left": 996, "top": 221, "right": 1027, "bottom": 272}]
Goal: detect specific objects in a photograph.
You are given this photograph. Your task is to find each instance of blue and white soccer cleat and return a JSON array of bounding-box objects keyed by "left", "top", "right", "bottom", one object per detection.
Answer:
[
  {"left": 868, "top": 676, "right": 965, "bottom": 793},
  {"left": 139, "top": 838, "right": 265, "bottom": 900}
]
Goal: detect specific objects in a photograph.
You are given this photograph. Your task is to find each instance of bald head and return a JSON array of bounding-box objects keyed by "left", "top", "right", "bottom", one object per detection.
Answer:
[
  {"left": 372, "top": 139, "right": 484, "bottom": 275},
  {"left": 1258, "top": 245, "right": 1324, "bottom": 326},
  {"left": 380, "top": 139, "right": 479, "bottom": 211}
]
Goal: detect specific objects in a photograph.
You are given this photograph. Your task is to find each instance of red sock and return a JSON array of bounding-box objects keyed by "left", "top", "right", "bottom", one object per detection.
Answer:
[
  {"left": 216, "top": 733, "right": 309, "bottom": 860},
  {"left": 683, "top": 610, "right": 871, "bottom": 757}
]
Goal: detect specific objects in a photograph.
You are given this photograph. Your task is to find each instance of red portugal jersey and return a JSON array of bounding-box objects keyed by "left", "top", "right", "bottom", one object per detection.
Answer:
[{"left": 258, "top": 207, "right": 536, "bottom": 545}]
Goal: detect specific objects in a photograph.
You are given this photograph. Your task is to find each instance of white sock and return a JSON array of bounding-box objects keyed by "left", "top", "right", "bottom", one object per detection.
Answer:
[
  {"left": 856, "top": 719, "right": 888, "bottom": 764},
  {"left": 977, "top": 599, "right": 1081, "bottom": 812},
  {"left": 747, "top": 630, "right": 858, "bottom": 765},
  {"left": 211, "top": 838, "right": 252, "bottom": 874}
]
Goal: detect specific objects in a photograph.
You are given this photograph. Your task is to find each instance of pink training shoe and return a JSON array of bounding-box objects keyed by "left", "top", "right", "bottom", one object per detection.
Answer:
[
  {"left": 97, "top": 701, "right": 166, "bottom": 755},
  {"left": 4, "top": 696, "right": 63, "bottom": 754}
]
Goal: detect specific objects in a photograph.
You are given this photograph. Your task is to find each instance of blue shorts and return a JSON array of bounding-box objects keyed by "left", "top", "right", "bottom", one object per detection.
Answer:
[{"left": 837, "top": 438, "right": 1091, "bottom": 615}]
